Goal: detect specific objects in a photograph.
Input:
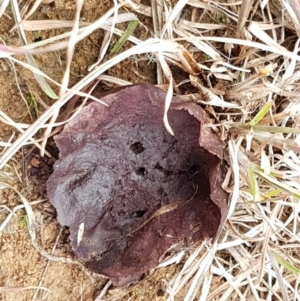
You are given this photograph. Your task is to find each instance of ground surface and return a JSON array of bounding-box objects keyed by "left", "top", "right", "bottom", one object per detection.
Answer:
[
  {"left": 2, "top": 1, "right": 300, "bottom": 300},
  {"left": 0, "top": 1, "right": 181, "bottom": 300}
]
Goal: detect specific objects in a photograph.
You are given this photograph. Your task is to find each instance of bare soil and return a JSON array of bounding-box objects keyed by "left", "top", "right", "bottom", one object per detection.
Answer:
[{"left": 0, "top": 1, "right": 180, "bottom": 300}]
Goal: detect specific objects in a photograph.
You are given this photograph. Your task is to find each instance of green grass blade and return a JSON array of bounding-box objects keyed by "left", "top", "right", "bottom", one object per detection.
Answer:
[
  {"left": 110, "top": 20, "right": 138, "bottom": 55},
  {"left": 249, "top": 101, "right": 273, "bottom": 127},
  {"left": 247, "top": 165, "right": 260, "bottom": 201},
  {"left": 265, "top": 188, "right": 282, "bottom": 198},
  {"left": 273, "top": 253, "right": 300, "bottom": 275},
  {"left": 254, "top": 170, "right": 300, "bottom": 199}
]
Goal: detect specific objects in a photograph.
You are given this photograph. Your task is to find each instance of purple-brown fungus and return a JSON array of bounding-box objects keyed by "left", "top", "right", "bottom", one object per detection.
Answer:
[{"left": 46, "top": 84, "right": 228, "bottom": 286}]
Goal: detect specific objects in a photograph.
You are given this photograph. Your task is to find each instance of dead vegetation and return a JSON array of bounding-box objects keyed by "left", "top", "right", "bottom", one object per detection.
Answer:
[{"left": 0, "top": 0, "right": 300, "bottom": 300}]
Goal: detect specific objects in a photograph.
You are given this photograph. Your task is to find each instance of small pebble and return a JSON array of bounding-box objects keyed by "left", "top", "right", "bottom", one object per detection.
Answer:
[{"left": 31, "top": 157, "right": 40, "bottom": 168}]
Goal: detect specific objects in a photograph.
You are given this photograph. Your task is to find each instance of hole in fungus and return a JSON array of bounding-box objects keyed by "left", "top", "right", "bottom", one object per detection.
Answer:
[
  {"left": 136, "top": 167, "right": 147, "bottom": 176},
  {"left": 130, "top": 142, "right": 144, "bottom": 154},
  {"left": 189, "top": 165, "right": 199, "bottom": 175},
  {"left": 130, "top": 210, "right": 146, "bottom": 218}
]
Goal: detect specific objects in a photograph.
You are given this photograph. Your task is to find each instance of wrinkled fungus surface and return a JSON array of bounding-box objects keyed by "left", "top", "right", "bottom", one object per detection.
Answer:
[{"left": 47, "top": 84, "right": 228, "bottom": 286}]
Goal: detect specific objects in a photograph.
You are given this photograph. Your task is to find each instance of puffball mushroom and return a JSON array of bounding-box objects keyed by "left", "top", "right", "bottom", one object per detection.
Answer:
[{"left": 46, "top": 84, "right": 227, "bottom": 286}]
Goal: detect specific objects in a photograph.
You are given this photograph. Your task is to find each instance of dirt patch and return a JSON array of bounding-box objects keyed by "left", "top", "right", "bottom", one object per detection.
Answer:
[
  {"left": 0, "top": 145, "right": 104, "bottom": 301},
  {"left": 0, "top": 219, "right": 101, "bottom": 301}
]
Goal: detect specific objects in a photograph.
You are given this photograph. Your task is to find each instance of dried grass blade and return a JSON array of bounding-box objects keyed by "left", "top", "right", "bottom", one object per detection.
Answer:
[
  {"left": 151, "top": 0, "right": 161, "bottom": 36},
  {"left": 11, "top": 4, "right": 124, "bottom": 57},
  {"left": 17, "top": 15, "right": 140, "bottom": 59},
  {"left": 95, "top": 0, "right": 119, "bottom": 65},
  {"left": 252, "top": 125, "right": 300, "bottom": 134},
  {"left": 0, "top": 182, "right": 36, "bottom": 240},
  {"left": 0, "top": 286, "right": 50, "bottom": 293},
  {"left": 157, "top": 49, "right": 174, "bottom": 135},
  {"left": 161, "top": 0, "right": 188, "bottom": 37},
  {"left": 268, "top": 251, "right": 290, "bottom": 301},
  {"left": 166, "top": 243, "right": 205, "bottom": 299},
  {"left": 190, "top": 76, "right": 239, "bottom": 108},
  {"left": 254, "top": 170, "right": 300, "bottom": 198},
  {"left": 194, "top": 36, "right": 300, "bottom": 60},
  {"left": 282, "top": 38, "right": 300, "bottom": 81},
  {"left": 0, "top": 199, "right": 45, "bottom": 232},
  {"left": 180, "top": 20, "right": 229, "bottom": 30},
  {"left": 32, "top": 227, "right": 64, "bottom": 300},
  {"left": 22, "top": 0, "right": 43, "bottom": 20},
  {"left": 21, "top": 13, "right": 136, "bottom": 32},
  {"left": 187, "top": 0, "right": 238, "bottom": 22},
  {"left": 176, "top": 46, "right": 201, "bottom": 75},
  {"left": 0, "top": 0, "right": 10, "bottom": 18},
  {"left": 10, "top": 0, "right": 58, "bottom": 99},
  {"left": 151, "top": 0, "right": 164, "bottom": 84},
  {"left": 207, "top": 261, "right": 262, "bottom": 300},
  {"left": 251, "top": 132, "right": 300, "bottom": 153},
  {"left": 227, "top": 139, "right": 242, "bottom": 218},
  {"left": 284, "top": 0, "right": 300, "bottom": 37},
  {"left": 174, "top": 29, "right": 221, "bottom": 60},
  {"left": 19, "top": 20, "right": 90, "bottom": 30},
  {"left": 94, "top": 281, "right": 112, "bottom": 301},
  {"left": 214, "top": 258, "right": 247, "bottom": 301},
  {"left": 199, "top": 273, "right": 212, "bottom": 301},
  {"left": 156, "top": 0, "right": 163, "bottom": 31},
  {"left": 248, "top": 22, "right": 288, "bottom": 52},
  {"left": 0, "top": 110, "right": 51, "bottom": 157},
  {"left": 236, "top": 0, "right": 254, "bottom": 38},
  {"left": 39, "top": 0, "right": 84, "bottom": 157},
  {"left": 122, "top": 0, "right": 151, "bottom": 16},
  {"left": 0, "top": 39, "right": 180, "bottom": 168},
  {"left": 183, "top": 252, "right": 210, "bottom": 301}
]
